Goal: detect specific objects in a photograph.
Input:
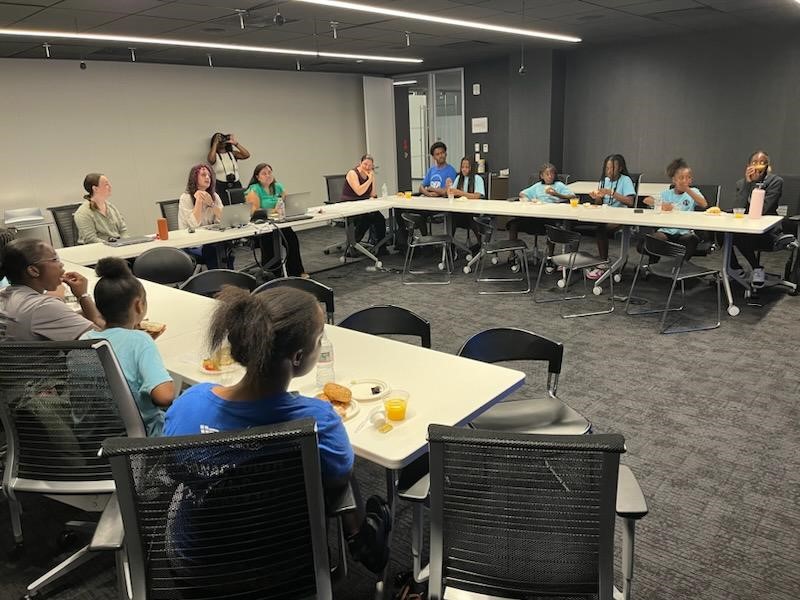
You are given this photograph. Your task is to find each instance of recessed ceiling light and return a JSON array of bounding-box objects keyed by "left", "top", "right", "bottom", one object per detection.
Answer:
[
  {"left": 291, "top": 0, "right": 581, "bottom": 43},
  {"left": 0, "top": 28, "right": 423, "bottom": 63}
]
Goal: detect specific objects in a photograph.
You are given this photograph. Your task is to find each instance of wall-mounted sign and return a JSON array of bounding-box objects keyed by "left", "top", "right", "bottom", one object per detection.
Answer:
[{"left": 471, "top": 117, "right": 488, "bottom": 134}]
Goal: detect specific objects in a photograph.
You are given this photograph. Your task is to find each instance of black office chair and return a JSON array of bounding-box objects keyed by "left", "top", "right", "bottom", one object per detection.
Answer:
[
  {"left": 0, "top": 340, "right": 145, "bottom": 599},
  {"left": 156, "top": 199, "right": 180, "bottom": 231},
  {"left": 427, "top": 425, "right": 648, "bottom": 600},
  {"left": 533, "top": 225, "right": 614, "bottom": 318},
  {"left": 133, "top": 246, "right": 196, "bottom": 286},
  {"left": 338, "top": 305, "right": 431, "bottom": 348},
  {"left": 400, "top": 212, "right": 454, "bottom": 285},
  {"left": 626, "top": 234, "right": 721, "bottom": 333},
  {"left": 253, "top": 276, "right": 335, "bottom": 324},
  {"left": 179, "top": 268, "right": 258, "bottom": 297},
  {"left": 323, "top": 174, "right": 348, "bottom": 256},
  {"left": 102, "top": 420, "right": 334, "bottom": 600},
  {"left": 469, "top": 216, "right": 530, "bottom": 294},
  {"left": 49, "top": 203, "right": 82, "bottom": 247}
]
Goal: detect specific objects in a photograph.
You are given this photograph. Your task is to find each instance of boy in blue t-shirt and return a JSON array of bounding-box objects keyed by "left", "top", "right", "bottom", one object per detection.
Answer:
[{"left": 419, "top": 141, "right": 458, "bottom": 197}]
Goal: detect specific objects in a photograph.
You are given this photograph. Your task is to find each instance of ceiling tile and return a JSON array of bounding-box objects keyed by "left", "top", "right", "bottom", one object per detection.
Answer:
[
  {"left": 12, "top": 7, "right": 125, "bottom": 30},
  {"left": 54, "top": 0, "right": 164, "bottom": 11},
  {"left": 95, "top": 15, "right": 198, "bottom": 34},
  {"left": 0, "top": 4, "right": 42, "bottom": 26},
  {"left": 140, "top": 3, "right": 239, "bottom": 22},
  {"left": 620, "top": 0, "right": 701, "bottom": 17}
]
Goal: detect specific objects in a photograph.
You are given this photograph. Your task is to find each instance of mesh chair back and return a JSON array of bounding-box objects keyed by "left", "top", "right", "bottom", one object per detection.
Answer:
[
  {"left": 133, "top": 247, "right": 196, "bottom": 285},
  {"left": 400, "top": 212, "right": 427, "bottom": 235},
  {"left": 628, "top": 172, "right": 642, "bottom": 195},
  {"left": 179, "top": 269, "right": 257, "bottom": 297},
  {"left": 778, "top": 175, "right": 800, "bottom": 232},
  {"left": 545, "top": 224, "right": 581, "bottom": 250},
  {"left": 694, "top": 184, "right": 721, "bottom": 208},
  {"left": 458, "top": 327, "right": 563, "bottom": 376},
  {"left": 253, "top": 277, "right": 335, "bottom": 324},
  {"left": 339, "top": 305, "right": 431, "bottom": 348},
  {"left": 428, "top": 425, "right": 624, "bottom": 600},
  {"left": 157, "top": 199, "right": 180, "bottom": 231},
  {"left": 103, "top": 419, "right": 331, "bottom": 600},
  {"left": 225, "top": 188, "right": 246, "bottom": 206},
  {"left": 472, "top": 216, "right": 495, "bottom": 239},
  {"left": 0, "top": 340, "right": 144, "bottom": 485},
  {"left": 324, "top": 174, "right": 347, "bottom": 204},
  {"left": 50, "top": 203, "right": 82, "bottom": 247},
  {"left": 643, "top": 234, "right": 687, "bottom": 260}
]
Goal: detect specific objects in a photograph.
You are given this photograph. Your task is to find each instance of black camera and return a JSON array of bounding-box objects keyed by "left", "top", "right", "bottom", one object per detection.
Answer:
[{"left": 226, "top": 173, "right": 236, "bottom": 183}]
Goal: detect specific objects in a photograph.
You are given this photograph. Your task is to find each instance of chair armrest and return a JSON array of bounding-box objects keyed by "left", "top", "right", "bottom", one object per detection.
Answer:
[
  {"left": 397, "top": 473, "right": 429, "bottom": 502},
  {"left": 325, "top": 482, "right": 357, "bottom": 517},
  {"left": 616, "top": 465, "right": 648, "bottom": 520},
  {"left": 788, "top": 215, "right": 800, "bottom": 221},
  {"left": 89, "top": 493, "right": 124, "bottom": 551}
]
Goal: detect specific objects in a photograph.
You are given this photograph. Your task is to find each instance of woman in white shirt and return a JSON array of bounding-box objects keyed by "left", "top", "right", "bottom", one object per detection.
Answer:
[
  {"left": 178, "top": 164, "right": 232, "bottom": 269},
  {"left": 207, "top": 132, "right": 250, "bottom": 200}
]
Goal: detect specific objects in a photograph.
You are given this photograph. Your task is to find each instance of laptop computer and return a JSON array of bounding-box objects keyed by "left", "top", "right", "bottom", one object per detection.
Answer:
[
  {"left": 203, "top": 202, "right": 251, "bottom": 231},
  {"left": 274, "top": 192, "right": 314, "bottom": 223}
]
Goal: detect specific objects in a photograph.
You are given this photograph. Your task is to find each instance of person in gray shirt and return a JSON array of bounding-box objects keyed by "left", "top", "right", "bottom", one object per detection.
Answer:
[{"left": 0, "top": 239, "right": 104, "bottom": 341}]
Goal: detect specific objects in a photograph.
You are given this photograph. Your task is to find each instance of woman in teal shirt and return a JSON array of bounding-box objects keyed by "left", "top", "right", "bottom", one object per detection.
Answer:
[{"left": 244, "top": 163, "right": 306, "bottom": 277}]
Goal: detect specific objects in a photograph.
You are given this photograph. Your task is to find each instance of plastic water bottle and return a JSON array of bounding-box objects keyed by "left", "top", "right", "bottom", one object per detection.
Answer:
[
  {"left": 381, "top": 183, "right": 388, "bottom": 200},
  {"left": 316, "top": 330, "right": 335, "bottom": 386},
  {"left": 275, "top": 197, "right": 286, "bottom": 220}
]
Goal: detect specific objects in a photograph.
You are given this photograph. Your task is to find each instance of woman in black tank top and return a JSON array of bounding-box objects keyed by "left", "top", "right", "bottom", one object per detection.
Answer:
[{"left": 343, "top": 155, "right": 386, "bottom": 247}]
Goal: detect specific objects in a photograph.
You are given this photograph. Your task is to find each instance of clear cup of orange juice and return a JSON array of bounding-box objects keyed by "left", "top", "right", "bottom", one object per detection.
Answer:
[
  {"left": 404, "top": 191, "right": 413, "bottom": 199},
  {"left": 383, "top": 390, "right": 409, "bottom": 421},
  {"left": 733, "top": 208, "right": 745, "bottom": 218}
]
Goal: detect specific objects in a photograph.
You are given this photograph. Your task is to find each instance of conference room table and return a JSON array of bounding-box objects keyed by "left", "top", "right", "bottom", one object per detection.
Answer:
[
  {"left": 62, "top": 260, "right": 525, "bottom": 597},
  {"left": 389, "top": 195, "right": 782, "bottom": 316},
  {"left": 569, "top": 180, "right": 668, "bottom": 197},
  {"left": 56, "top": 199, "right": 395, "bottom": 267}
]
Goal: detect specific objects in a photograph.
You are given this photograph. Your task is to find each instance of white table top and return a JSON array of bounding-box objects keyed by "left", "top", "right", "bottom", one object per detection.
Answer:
[
  {"left": 158, "top": 325, "right": 525, "bottom": 470},
  {"left": 63, "top": 260, "right": 525, "bottom": 471},
  {"left": 390, "top": 196, "right": 781, "bottom": 234}
]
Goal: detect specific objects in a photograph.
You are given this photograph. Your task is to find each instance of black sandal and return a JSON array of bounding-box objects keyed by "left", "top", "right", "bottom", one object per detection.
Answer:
[{"left": 356, "top": 495, "right": 392, "bottom": 574}]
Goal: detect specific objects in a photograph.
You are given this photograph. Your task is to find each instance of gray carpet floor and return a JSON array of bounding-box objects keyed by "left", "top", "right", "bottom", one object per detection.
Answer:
[{"left": 2, "top": 222, "right": 798, "bottom": 599}]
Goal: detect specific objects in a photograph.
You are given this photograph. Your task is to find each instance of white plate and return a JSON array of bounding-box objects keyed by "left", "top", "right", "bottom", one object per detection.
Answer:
[
  {"left": 341, "top": 399, "right": 360, "bottom": 421},
  {"left": 339, "top": 379, "right": 389, "bottom": 402}
]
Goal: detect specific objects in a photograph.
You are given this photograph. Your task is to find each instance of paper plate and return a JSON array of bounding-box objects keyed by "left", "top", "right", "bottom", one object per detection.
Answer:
[
  {"left": 200, "top": 362, "right": 239, "bottom": 375},
  {"left": 341, "top": 399, "right": 360, "bottom": 421},
  {"left": 342, "top": 379, "right": 390, "bottom": 402}
]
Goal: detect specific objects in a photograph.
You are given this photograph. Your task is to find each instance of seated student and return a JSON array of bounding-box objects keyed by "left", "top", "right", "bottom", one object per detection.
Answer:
[
  {"left": 508, "top": 162, "right": 576, "bottom": 264},
  {"left": 641, "top": 158, "right": 707, "bottom": 259},
  {"left": 74, "top": 173, "right": 129, "bottom": 244},
  {"left": 729, "top": 150, "right": 784, "bottom": 287},
  {"left": 342, "top": 154, "right": 386, "bottom": 251},
  {"left": 178, "top": 164, "right": 233, "bottom": 269},
  {"left": 0, "top": 227, "right": 16, "bottom": 289},
  {"left": 244, "top": 163, "right": 307, "bottom": 277},
  {"left": 587, "top": 153, "right": 637, "bottom": 280},
  {"left": 0, "top": 239, "right": 103, "bottom": 340},
  {"left": 164, "top": 286, "right": 390, "bottom": 573},
  {"left": 448, "top": 157, "right": 486, "bottom": 252},
  {"left": 82, "top": 257, "right": 174, "bottom": 436},
  {"left": 419, "top": 141, "right": 458, "bottom": 197}
]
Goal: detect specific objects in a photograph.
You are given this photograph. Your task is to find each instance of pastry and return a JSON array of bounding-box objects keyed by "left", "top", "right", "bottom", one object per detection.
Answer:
[{"left": 323, "top": 382, "right": 352, "bottom": 404}]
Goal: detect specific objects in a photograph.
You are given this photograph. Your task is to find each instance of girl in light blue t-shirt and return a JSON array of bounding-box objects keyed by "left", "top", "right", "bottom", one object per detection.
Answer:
[
  {"left": 587, "top": 154, "right": 637, "bottom": 280},
  {"left": 640, "top": 157, "right": 707, "bottom": 258},
  {"left": 83, "top": 257, "right": 174, "bottom": 436}
]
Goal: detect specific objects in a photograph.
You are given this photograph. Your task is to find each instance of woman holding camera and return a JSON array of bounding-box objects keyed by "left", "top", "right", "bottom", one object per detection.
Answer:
[{"left": 207, "top": 132, "right": 251, "bottom": 199}]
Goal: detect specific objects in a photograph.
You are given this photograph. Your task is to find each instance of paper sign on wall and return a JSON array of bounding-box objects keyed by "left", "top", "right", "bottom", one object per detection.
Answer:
[{"left": 471, "top": 117, "right": 488, "bottom": 134}]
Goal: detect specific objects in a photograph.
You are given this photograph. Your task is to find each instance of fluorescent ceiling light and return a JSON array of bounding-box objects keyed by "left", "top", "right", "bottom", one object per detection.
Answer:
[
  {"left": 0, "top": 28, "right": 423, "bottom": 63},
  {"left": 291, "top": 0, "right": 581, "bottom": 43},
  {"left": 393, "top": 79, "right": 417, "bottom": 85}
]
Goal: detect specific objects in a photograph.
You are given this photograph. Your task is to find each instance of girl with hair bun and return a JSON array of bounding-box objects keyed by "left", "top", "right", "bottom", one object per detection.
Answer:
[
  {"left": 164, "top": 286, "right": 392, "bottom": 573},
  {"left": 74, "top": 173, "right": 129, "bottom": 244},
  {"left": 83, "top": 257, "right": 174, "bottom": 436},
  {"left": 641, "top": 157, "right": 707, "bottom": 258}
]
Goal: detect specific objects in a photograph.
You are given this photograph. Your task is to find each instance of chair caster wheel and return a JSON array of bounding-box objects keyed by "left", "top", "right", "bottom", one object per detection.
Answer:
[
  {"left": 510, "top": 264, "right": 520, "bottom": 273},
  {"left": 375, "top": 261, "right": 383, "bottom": 269},
  {"left": 339, "top": 256, "right": 346, "bottom": 264},
  {"left": 438, "top": 262, "right": 445, "bottom": 271},
  {"left": 491, "top": 257, "right": 499, "bottom": 265},
  {"left": 593, "top": 286, "right": 603, "bottom": 296},
  {"left": 557, "top": 279, "right": 566, "bottom": 289},
  {"left": 613, "top": 273, "right": 622, "bottom": 283},
  {"left": 465, "top": 254, "right": 473, "bottom": 262},
  {"left": 463, "top": 266, "right": 471, "bottom": 274},
  {"left": 727, "top": 305, "right": 740, "bottom": 316},
  {"left": 58, "top": 529, "right": 78, "bottom": 550},
  {"left": 789, "top": 288, "right": 799, "bottom": 296},
  {"left": 323, "top": 249, "right": 330, "bottom": 255},
  {"left": 545, "top": 266, "right": 555, "bottom": 274},
  {"left": 8, "top": 543, "right": 24, "bottom": 562}
]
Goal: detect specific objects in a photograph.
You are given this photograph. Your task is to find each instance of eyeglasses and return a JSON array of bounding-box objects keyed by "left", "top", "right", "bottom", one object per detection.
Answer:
[{"left": 32, "top": 256, "right": 61, "bottom": 265}]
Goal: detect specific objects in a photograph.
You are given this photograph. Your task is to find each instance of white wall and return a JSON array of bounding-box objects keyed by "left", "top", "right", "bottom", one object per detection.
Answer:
[
  {"left": 363, "top": 76, "right": 398, "bottom": 195},
  {"left": 0, "top": 59, "right": 367, "bottom": 237}
]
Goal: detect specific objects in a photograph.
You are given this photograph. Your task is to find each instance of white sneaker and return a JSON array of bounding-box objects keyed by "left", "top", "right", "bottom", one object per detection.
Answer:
[{"left": 751, "top": 267, "right": 766, "bottom": 288}]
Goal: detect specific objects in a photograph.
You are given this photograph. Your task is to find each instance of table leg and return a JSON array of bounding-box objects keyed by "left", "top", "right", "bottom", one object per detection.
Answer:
[
  {"left": 344, "top": 216, "right": 385, "bottom": 270},
  {"left": 443, "top": 212, "right": 473, "bottom": 260},
  {"left": 594, "top": 225, "right": 630, "bottom": 289},
  {"left": 720, "top": 232, "right": 739, "bottom": 316},
  {"left": 374, "top": 468, "right": 400, "bottom": 600}
]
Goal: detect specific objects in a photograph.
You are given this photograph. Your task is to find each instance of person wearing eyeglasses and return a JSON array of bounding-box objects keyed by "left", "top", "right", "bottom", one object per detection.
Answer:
[{"left": 0, "top": 239, "right": 103, "bottom": 341}]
